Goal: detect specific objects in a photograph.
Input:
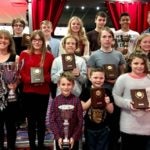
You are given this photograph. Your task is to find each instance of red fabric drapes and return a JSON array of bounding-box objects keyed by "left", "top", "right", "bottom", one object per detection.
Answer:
[
  {"left": 106, "top": 1, "right": 150, "bottom": 33},
  {"left": 32, "top": 0, "right": 67, "bottom": 31}
]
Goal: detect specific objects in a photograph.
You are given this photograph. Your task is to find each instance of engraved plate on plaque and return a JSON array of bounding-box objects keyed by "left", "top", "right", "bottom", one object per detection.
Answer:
[
  {"left": 62, "top": 54, "right": 76, "bottom": 71},
  {"left": 30, "top": 67, "right": 44, "bottom": 83},
  {"left": 91, "top": 88, "right": 105, "bottom": 108},
  {"left": 131, "top": 89, "right": 149, "bottom": 109}
]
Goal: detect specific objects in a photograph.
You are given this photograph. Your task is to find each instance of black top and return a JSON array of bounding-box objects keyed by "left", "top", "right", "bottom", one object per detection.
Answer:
[
  {"left": 79, "top": 85, "right": 113, "bottom": 130},
  {"left": 13, "top": 37, "right": 27, "bottom": 55}
]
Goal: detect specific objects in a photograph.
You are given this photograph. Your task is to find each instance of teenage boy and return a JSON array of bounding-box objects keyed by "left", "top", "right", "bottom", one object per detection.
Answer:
[
  {"left": 87, "top": 11, "right": 107, "bottom": 54},
  {"left": 115, "top": 12, "right": 139, "bottom": 56}
]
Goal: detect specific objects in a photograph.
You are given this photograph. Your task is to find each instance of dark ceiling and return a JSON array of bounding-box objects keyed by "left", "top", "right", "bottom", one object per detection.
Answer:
[{"left": 58, "top": 0, "right": 108, "bottom": 32}]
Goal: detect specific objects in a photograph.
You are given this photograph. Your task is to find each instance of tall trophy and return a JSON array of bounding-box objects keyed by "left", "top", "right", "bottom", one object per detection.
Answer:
[
  {"left": 58, "top": 104, "right": 74, "bottom": 149},
  {"left": 121, "top": 34, "right": 130, "bottom": 55},
  {"left": 1, "top": 62, "right": 18, "bottom": 102}
]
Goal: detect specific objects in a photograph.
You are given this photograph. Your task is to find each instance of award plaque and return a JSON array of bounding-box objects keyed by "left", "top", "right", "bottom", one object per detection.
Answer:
[
  {"left": 91, "top": 88, "right": 105, "bottom": 108},
  {"left": 21, "top": 33, "right": 31, "bottom": 47},
  {"left": 131, "top": 89, "right": 149, "bottom": 109},
  {"left": 30, "top": 67, "right": 44, "bottom": 83},
  {"left": 103, "top": 64, "right": 118, "bottom": 80},
  {"left": 121, "top": 34, "right": 130, "bottom": 55},
  {"left": 62, "top": 54, "right": 76, "bottom": 71}
]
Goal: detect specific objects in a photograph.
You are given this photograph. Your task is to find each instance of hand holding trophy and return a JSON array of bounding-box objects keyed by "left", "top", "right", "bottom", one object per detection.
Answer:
[
  {"left": 58, "top": 104, "right": 74, "bottom": 149},
  {"left": 121, "top": 34, "right": 130, "bottom": 55},
  {"left": 2, "top": 62, "right": 18, "bottom": 102}
]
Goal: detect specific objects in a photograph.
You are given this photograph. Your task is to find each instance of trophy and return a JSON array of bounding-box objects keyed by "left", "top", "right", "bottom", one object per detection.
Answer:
[
  {"left": 1, "top": 62, "right": 18, "bottom": 102},
  {"left": 58, "top": 104, "right": 74, "bottom": 149},
  {"left": 121, "top": 34, "right": 130, "bottom": 55}
]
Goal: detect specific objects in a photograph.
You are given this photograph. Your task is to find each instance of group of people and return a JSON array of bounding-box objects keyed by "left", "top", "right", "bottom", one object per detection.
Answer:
[{"left": 0, "top": 10, "right": 149, "bottom": 150}]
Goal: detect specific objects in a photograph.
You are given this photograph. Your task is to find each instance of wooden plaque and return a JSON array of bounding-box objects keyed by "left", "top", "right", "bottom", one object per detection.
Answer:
[
  {"left": 91, "top": 88, "right": 105, "bottom": 108},
  {"left": 103, "top": 64, "right": 118, "bottom": 80},
  {"left": 131, "top": 89, "right": 149, "bottom": 109},
  {"left": 30, "top": 67, "right": 44, "bottom": 83},
  {"left": 62, "top": 54, "right": 76, "bottom": 71},
  {"left": 21, "top": 34, "right": 31, "bottom": 47}
]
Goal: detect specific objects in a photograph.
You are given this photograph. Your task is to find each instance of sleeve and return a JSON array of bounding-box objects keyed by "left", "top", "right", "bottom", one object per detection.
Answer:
[
  {"left": 112, "top": 75, "right": 131, "bottom": 110},
  {"left": 19, "top": 52, "right": 31, "bottom": 83},
  {"left": 76, "top": 59, "right": 87, "bottom": 84},
  {"left": 87, "top": 54, "right": 96, "bottom": 67},
  {"left": 72, "top": 99, "right": 83, "bottom": 140},
  {"left": 51, "top": 57, "right": 63, "bottom": 84},
  {"left": 49, "top": 99, "right": 61, "bottom": 140}
]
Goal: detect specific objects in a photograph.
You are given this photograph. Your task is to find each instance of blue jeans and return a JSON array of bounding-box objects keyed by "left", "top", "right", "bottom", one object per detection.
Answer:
[{"left": 84, "top": 126, "right": 110, "bottom": 150}]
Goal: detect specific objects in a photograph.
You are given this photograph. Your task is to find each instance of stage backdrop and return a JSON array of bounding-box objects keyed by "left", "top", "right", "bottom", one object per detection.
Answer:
[{"left": 106, "top": 1, "right": 150, "bottom": 33}]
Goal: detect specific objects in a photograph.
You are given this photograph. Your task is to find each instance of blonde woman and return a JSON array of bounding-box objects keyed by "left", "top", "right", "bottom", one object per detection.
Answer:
[{"left": 60, "top": 16, "right": 89, "bottom": 60}]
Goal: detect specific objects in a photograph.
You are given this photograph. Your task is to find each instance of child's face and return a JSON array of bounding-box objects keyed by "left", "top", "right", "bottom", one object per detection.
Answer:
[
  {"left": 119, "top": 16, "right": 130, "bottom": 28},
  {"left": 70, "top": 19, "right": 81, "bottom": 33},
  {"left": 95, "top": 16, "right": 106, "bottom": 29},
  {"left": 58, "top": 77, "right": 74, "bottom": 97},
  {"left": 90, "top": 71, "right": 105, "bottom": 88},
  {"left": 64, "top": 37, "right": 76, "bottom": 54},
  {"left": 139, "top": 36, "right": 150, "bottom": 53},
  {"left": 131, "top": 57, "right": 145, "bottom": 75}
]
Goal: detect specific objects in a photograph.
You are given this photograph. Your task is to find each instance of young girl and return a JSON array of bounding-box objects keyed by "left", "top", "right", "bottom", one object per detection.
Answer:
[
  {"left": 19, "top": 30, "right": 54, "bottom": 150},
  {"left": 51, "top": 35, "right": 87, "bottom": 97},
  {"left": 113, "top": 52, "right": 150, "bottom": 150}
]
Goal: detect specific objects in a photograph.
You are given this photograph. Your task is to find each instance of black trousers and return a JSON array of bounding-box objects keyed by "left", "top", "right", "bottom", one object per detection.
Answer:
[
  {"left": 0, "top": 102, "right": 17, "bottom": 150},
  {"left": 121, "top": 132, "right": 150, "bottom": 150},
  {"left": 22, "top": 93, "right": 49, "bottom": 150}
]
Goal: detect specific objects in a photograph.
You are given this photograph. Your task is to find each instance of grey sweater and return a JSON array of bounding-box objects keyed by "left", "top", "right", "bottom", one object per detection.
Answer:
[{"left": 113, "top": 73, "right": 150, "bottom": 135}]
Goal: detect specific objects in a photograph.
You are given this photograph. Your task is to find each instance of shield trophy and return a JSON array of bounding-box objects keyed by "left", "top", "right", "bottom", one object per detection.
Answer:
[
  {"left": 58, "top": 104, "right": 74, "bottom": 149},
  {"left": 121, "top": 34, "right": 130, "bottom": 55},
  {"left": 1, "top": 62, "right": 18, "bottom": 102}
]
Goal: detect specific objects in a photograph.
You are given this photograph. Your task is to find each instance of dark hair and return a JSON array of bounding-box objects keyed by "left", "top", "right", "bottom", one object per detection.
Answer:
[
  {"left": 29, "top": 30, "right": 47, "bottom": 67},
  {"left": 59, "top": 71, "right": 75, "bottom": 84},
  {"left": 95, "top": 11, "right": 107, "bottom": 19},
  {"left": 120, "top": 12, "right": 130, "bottom": 20},
  {"left": 128, "top": 51, "right": 148, "bottom": 73},
  {"left": 89, "top": 67, "right": 105, "bottom": 77},
  {"left": 12, "top": 18, "right": 26, "bottom": 28}
]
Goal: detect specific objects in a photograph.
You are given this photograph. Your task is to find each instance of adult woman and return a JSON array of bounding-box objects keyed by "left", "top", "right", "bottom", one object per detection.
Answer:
[
  {"left": 19, "top": 30, "right": 54, "bottom": 150},
  {"left": 0, "top": 29, "right": 19, "bottom": 150},
  {"left": 113, "top": 52, "right": 150, "bottom": 150}
]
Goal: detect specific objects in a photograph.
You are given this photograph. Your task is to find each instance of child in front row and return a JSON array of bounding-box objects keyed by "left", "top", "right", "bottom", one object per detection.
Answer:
[
  {"left": 50, "top": 72, "right": 83, "bottom": 150},
  {"left": 79, "top": 68, "right": 114, "bottom": 150}
]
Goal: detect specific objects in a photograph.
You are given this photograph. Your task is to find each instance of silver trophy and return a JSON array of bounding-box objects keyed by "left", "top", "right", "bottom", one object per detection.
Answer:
[
  {"left": 58, "top": 104, "right": 74, "bottom": 149},
  {"left": 1, "top": 62, "right": 18, "bottom": 102}
]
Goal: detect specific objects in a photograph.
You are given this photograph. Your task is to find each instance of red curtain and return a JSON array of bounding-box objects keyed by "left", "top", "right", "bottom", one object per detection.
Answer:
[
  {"left": 32, "top": 0, "right": 67, "bottom": 30},
  {"left": 106, "top": 1, "right": 150, "bottom": 33}
]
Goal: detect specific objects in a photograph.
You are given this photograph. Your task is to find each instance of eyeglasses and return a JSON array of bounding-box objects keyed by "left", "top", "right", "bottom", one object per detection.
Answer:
[
  {"left": 32, "top": 39, "right": 42, "bottom": 43},
  {"left": 13, "top": 24, "right": 24, "bottom": 27}
]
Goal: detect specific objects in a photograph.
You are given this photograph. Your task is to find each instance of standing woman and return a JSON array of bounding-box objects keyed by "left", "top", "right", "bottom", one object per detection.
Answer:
[
  {"left": 60, "top": 16, "right": 89, "bottom": 60},
  {"left": 113, "top": 52, "right": 150, "bottom": 150},
  {"left": 19, "top": 30, "right": 54, "bottom": 150},
  {"left": 0, "top": 30, "right": 19, "bottom": 150}
]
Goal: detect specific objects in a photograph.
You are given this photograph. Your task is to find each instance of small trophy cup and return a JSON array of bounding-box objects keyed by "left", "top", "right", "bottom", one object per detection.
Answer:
[
  {"left": 58, "top": 104, "right": 74, "bottom": 149},
  {"left": 2, "top": 62, "right": 18, "bottom": 102},
  {"left": 121, "top": 34, "right": 130, "bottom": 55}
]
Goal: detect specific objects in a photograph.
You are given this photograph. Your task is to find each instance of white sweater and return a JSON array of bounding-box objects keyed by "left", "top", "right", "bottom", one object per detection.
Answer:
[{"left": 113, "top": 73, "right": 150, "bottom": 135}]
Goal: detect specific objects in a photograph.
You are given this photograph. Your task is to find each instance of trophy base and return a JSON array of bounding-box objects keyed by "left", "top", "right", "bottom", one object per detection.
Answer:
[{"left": 62, "top": 143, "right": 70, "bottom": 150}]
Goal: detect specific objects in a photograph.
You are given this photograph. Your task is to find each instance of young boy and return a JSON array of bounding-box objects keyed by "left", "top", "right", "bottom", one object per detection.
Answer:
[
  {"left": 50, "top": 72, "right": 83, "bottom": 150},
  {"left": 79, "top": 68, "right": 114, "bottom": 150}
]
